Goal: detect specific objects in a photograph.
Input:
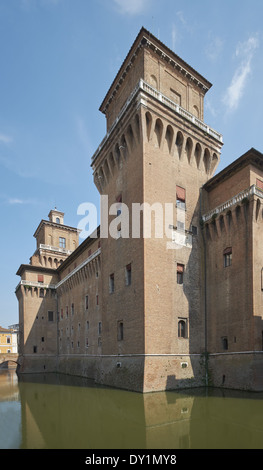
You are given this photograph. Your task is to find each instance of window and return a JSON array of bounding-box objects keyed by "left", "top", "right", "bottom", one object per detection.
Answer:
[
  {"left": 177, "top": 220, "right": 185, "bottom": 232},
  {"left": 222, "top": 337, "right": 228, "bottom": 350},
  {"left": 223, "top": 247, "right": 232, "bottom": 267},
  {"left": 85, "top": 295, "right": 89, "bottom": 310},
  {"left": 96, "top": 294, "right": 99, "bottom": 306},
  {"left": 33, "top": 346, "right": 37, "bottom": 353},
  {"left": 6, "top": 337, "right": 11, "bottom": 344},
  {"left": 125, "top": 264, "right": 131, "bottom": 286},
  {"left": 59, "top": 237, "right": 66, "bottom": 248},
  {"left": 56, "top": 217, "right": 60, "bottom": 224},
  {"left": 98, "top": 322, "right": 102, "bottom": 335},
  {"left": 109, "top": 273, "right": 114, "bottom": 293},
  {"left": 176, "top": 185, "right": 186, "bottom": 210},
  {"left": 177, "top": 263, "right": 184, "bottom": 284},
  {"left": 38, "top": 274, "right": 44, "bottom": 283},
  {"left": 48, "top": 311, "right": 54, "bottom": 322},
  {"left": 117, "top": 321, "right": 124, "bottom": 341},
  {"left": 178, "top": 320, "right": 187, "bottom": 338},
  {"left": 39, "top": 288, "right": 44, "bottom": 298},
  {"left": 86, "top": 321, "right": 89, "bottom": 331},
  {"left": 41, "top": 337, "right": 44, "bottom": 342},
  {"left": 71, "top": 303, "right": 74, "bottom": 315},
  {"left": 86, "top": 338, "right": 89, "bottom": 348},
  {"left": 191, "top": 225, "right": 198, "bottom": 236},
  {"left": 60, "top": 308, "right": 63, "bottom": 319}
]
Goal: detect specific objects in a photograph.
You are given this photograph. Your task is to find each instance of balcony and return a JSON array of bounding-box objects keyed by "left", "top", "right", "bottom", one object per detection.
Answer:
[
  {"left": 202, "top": 184, "right": 263, "bottom": 222},
  {"left": 39, "top": 244, "right": 72, "bottom": 255},
  {"left": 91, "top": 79, "right": 223, "bottom": 164}
]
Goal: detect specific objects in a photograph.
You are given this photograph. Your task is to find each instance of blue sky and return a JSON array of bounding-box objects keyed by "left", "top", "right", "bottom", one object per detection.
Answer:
[{"left": 0, "top": 0, "right": 263, "bottom": 327}]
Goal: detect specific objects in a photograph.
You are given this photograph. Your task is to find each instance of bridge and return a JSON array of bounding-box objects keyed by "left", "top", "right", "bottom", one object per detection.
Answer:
[{"left": 0, "top": 353, "right": 19, "bottom": 369}]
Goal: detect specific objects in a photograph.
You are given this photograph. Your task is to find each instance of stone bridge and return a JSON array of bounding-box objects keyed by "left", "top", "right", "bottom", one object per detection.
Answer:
[{"left": 0, "top": 353, "right": 19, "bottom": 369}]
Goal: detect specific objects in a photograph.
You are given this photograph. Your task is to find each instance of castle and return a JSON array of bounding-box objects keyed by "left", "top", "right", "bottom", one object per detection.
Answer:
[{"left": 16, "top": 28, "right": 263, "bottom": 392}]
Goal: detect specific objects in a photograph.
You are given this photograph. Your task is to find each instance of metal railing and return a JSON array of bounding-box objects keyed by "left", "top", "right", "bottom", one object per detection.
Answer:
[{"left": 91, "top": 79, "right": 223, "bottom": 163}]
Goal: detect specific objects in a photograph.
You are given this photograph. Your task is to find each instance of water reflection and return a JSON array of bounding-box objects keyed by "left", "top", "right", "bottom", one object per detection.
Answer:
[{"left": 1, "top": 370, "right": 263, "bottom": 449}]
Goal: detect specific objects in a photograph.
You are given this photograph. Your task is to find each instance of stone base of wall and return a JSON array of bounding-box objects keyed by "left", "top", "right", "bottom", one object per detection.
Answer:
[
  {"left": 17, "top": 352, "right": 263, "bottom": 392},
  {"left": 209, "top": 353, "right": 263, "bottom": 391},
  {"left": 17, "top": 355, "right": 57, "bottom": 374},
  {"left": 143, "top": 355, "right": 204, "bottom": 392}
]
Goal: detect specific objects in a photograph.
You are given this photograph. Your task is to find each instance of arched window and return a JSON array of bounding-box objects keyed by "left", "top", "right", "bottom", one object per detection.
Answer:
[
  {"left": 178, "top": 319, "right": 186, "bottom": 338},
  {"left": 56, "top": 217, "right": 60, "bottom": 224}
]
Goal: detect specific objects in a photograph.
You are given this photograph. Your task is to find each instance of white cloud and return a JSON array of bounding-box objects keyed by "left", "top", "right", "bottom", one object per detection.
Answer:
[
  {"left": 113, "top": 0, "right": 150, "bottom": 15},
  {"left": 0, "top": 133, "right": 13, "bottom": 144},
  {"left": 7, "top": 197, "right": 37, "bottom": 205},
  {"left": 171, "top": 24, "right": 177, "bottom": 51},
  {"left": 205, "top": 35, "right": 224, "bottom": 63},
  {"left": 223, "top": 35, "right": 259, "bottom": 113}
]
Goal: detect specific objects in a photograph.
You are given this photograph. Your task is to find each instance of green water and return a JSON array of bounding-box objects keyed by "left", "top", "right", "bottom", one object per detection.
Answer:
[{"left": 1, "top": 369, "right": 263, "bottom": 449}]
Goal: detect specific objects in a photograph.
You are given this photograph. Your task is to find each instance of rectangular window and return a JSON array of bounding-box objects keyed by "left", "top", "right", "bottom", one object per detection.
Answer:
[
  {"left": 191, "top": 225, "right": 198, "bottom": 236},
  {"left": 177, "top": 220, "right": 185, "bottom": 232},
  {"left": 98, "top": 322, "right": 102, "bottom": 335},
  {"left": 59, "top": 237, "right": 66, "bottom": 248},
  {"left": 96, "top": 294, "right": 99, "bottom": 306},
  {"left": 176, "top": 185, "right": 186, "bottom": 209},
  {"left": 71, "top": 303, "right": 74, "bottom": 315},
  {"left": 109, "top": 273, "right": 114, "bottom": 293},
  {"left": 48, "top": 311, "right": 54, "bottom": 322},
  {"left": 86, "top": 338, "right": 89, "bottom": 348},
  {"left": 223, "top": 247, "right": 232, "bottom": 267},
  {"left": 125, "top": 264, "right": 132, "bottom": 286},
  {"left": 6, "top": 337, "right": 11, "bottom": 344},
  {"left": 66, "top": 306, "right": 68, "bottom": 318},
  {"left": 117, "top": 321, "right": 124, "bottom": 341},
  {"left": 38, "top": 274, "right": 44, "bottom": 283},
  {"left": 177, "top": 263, "right": 184, "bottom": 284},
  {"left": 85, "top": 295, "right": 89, "bottom": 310},
  {"left": 33, "top": 346, "right": 37, "bottom": 353},
  {"left": 60, "top": 308, "right": 63, "bottom": 319}
]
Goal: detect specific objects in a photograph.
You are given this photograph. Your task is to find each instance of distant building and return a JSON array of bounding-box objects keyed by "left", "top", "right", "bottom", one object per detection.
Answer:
[
  {"left": 0, "top": 326, "right": 18, "bottom": 354},
  {"left": 15, "top": 28, "right": 263, "bottom": 392}
]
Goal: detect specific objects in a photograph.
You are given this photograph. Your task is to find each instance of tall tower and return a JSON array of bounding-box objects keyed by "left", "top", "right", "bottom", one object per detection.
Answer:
[
  {"left": 16, "top": 210, "right": 79, "bottom": 373},
  {"left": 91, "top": 28, "right": 223, "bottom": 391}
]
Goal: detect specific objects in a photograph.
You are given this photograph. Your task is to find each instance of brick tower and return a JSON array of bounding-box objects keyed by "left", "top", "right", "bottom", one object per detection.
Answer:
[
  {"left": 91, "top": 28, "right": 223, "bottom": 391},
  {"left": 16, "top": 210, "right": 79, "bottom": 372}
]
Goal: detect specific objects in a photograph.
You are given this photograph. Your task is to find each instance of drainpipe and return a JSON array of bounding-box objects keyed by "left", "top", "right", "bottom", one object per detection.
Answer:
[{"left": 200, "top": 186, "right": 208, "bottom": 386}]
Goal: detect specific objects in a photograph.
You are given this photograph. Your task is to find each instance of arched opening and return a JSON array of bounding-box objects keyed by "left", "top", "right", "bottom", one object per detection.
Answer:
[
  {"left": 127, "top": 124, "right": 135, "bottom": 149},
  {"left": 178, "top": 320, "right": 186, "bottom": 338},
  {"left": 164, "top": 125, "right": 174, "bottom": 154},
  {"left": 193, "top": 105, "right": 199, "bottom": 118},
  {"left": 149, "top": 74, "right": 158, "bottom": 89},
  {"left": 185, "top": 137, "right": 193, "bottom": 164},
  {"left": 145, "top": 111, "right": 152, "bottom": 141},
  {"left": 154, "top": 118, "right": 163, "bottom": 148},
  {"left": 175, "top": 131, "right": 183, "bottom": 159},
  {"left": 203, "top": 148, "right": 211, "bottom": 174},
  {"left": 194, "top": 143, "right": 202, "bottom": 168}
]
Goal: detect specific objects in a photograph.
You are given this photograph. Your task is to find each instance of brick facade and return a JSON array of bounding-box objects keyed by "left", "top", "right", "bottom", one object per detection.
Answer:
[{"left": 16, "top": 28, "right": 263, "bottom": 392}]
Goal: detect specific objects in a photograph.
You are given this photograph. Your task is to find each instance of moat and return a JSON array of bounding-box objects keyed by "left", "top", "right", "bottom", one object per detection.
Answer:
[{"left": 1, "top": 369, "right": 263, "bottom": 449}]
